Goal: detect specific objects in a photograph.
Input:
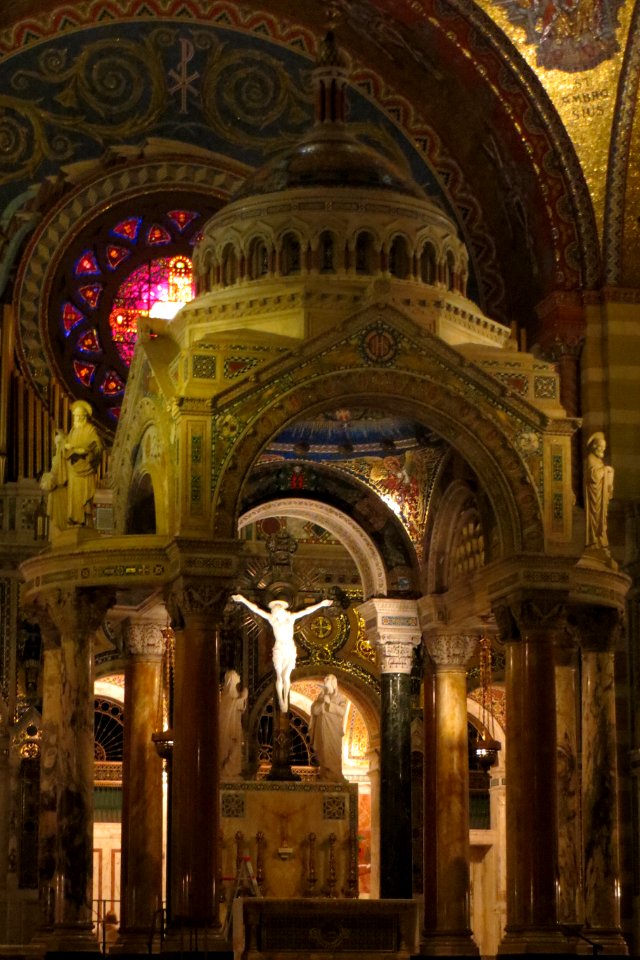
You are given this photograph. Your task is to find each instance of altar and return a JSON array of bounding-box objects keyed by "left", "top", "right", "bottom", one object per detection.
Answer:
[{"left": 220, "top": 780, "right": 360, "bottom": 900}]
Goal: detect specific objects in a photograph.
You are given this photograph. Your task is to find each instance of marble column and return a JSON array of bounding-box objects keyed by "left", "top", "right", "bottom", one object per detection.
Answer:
[
  {"left": 555, "top": 635, "right": 583, "bottom": 928},
  {"left": 573, "top": 606, "right": 628, "bottom": 954},
  {"left": 358, "top": 598, "right": 420, "bottom": 899},
  {"left": 44, "top": 587, "right": 114, "bottom": 952},
  {"left": 422, "top": 634, "right": 479, "bottom": 956},
  {"left": 37, "top": 621, "right": 63, "bottom": 933},
  {"left": 421, "top": 653, "right": 437, "bottom": 940},
  {"left": 166, "top": 578, "right": 228, "bottom": 945},
  {"left": 494, "top": 595, "right": 570, "bottom": 955},
  {"left": 115, "top": 618, "right": 165, "bottom": 953}
]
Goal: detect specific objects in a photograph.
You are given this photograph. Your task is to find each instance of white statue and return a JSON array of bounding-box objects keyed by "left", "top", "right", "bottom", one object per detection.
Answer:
[
  {"left": 219, "top": 669, "right": 248, "bottom": 780},
  {"left": 231, "top": 595, "right": 333, "bottom": 712},
  {"left": 584, "top": 431, "right": 614, "bottom": 551},
  {"left": 40, "top": 401, "right": 103, "bottom": 536},
  {"left": 309, "top": 674, "right": 347, "bottom": 781}
]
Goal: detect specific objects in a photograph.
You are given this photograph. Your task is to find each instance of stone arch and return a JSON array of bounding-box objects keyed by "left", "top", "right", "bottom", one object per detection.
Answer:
[
  {"left": 238, "top": 498, "right": 388, "bottom": 599},
  {"left": 214, "top": 365, "right": 544, "bottom": 557},
  {"left": 426, "top": 478, "right": 483, "bottom": 593}
]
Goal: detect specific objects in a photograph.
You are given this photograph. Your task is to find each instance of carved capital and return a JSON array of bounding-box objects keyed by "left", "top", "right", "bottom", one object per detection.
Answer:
[
  {"left": 123, "top": 620, "right": 165, "bottom": 659},
  {"left": 166, "top": 577, "right": 230, "bottom": 629},
  {"left": 426, "top": 634, "right": 477, "bottom": 669},
  {"left": 44, "top": 587, "right": 115, "bottom": 639},
  {"left": 358, "top": 598, "right": 421, "bottom": 675},
  {"left": 569, "top": 605, "right": 622, "bottom": 653},
  {"left": 493, "top": 591, "right": 568, "bottom": 643}
]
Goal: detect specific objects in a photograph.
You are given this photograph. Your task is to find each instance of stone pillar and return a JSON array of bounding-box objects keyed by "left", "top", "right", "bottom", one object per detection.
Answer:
[
  {"left": 555, "top": 635, "right": 583, "bottom": 928},
  {"left": 37, "top": 620, "right": 63, "bottom": 933},
  {"left": 43, "top": 587, "right": 114, "bottom": 952},
  {"left": 573, "top": 606, "right": 628, "bottom": 954},
  {"left": 166, "top": 579, "right": 228, "bottom": 946},
  {"left": 421, "top": 634, "right": 479, "bottom": 956},
  {"left": 358, "top": 598, "right": 420, "bottom": 899},
  {"left": 421, "top": 653, "right": 437, "bottom": 941},
  {"left": 494, "top": 595, "right": 570, "bottom": 956},
  {"left": 115, "top": 618, "right": 165, "bottom": 953}
]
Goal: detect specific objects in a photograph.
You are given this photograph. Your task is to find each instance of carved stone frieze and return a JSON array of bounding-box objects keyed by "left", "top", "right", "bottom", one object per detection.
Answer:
[{"left": 426, "top": 634, "right": 477, "bottom": 668}]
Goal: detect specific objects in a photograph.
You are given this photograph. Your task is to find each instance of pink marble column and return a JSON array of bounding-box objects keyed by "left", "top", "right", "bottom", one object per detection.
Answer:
[
  {"left": 115, "top": 618, "right": 165, "bottom": 953},
  {"left": 574, "top": 606, "right": 628, "bottom": 954},
  {"left": 422, "top": 634, "right": 479, "bottom": 956},
  {"left": 44, "top": 587, "right": 114, "bottom": 952},
  {"left": 495, "top": 595, "right": 569, "bottom": 955},
  {"left": 166, "top": 579, "right": 226, "bottom": 941},
  {"left": 37, "top": 622, "right": 63, "bottom": 931}
]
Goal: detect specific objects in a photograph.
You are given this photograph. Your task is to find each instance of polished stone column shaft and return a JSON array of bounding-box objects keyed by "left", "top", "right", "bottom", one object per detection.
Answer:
[
  {"left": 423, "top": 634, "right": 478, "bottom": 956},
  {"left": 555, "top": 639, "right": 583, "bottom": 927},
  {"left": 169, "top": 582, "right": 222, "bottom": 928},
  {"left": 38, "top": 631, "right": 63, "bottom": 930},
  {"left": 358, "top": 598, "right": 420, "bottom": 900},
  {"left": 576, "top": 607, "right": 627, "bottom": 954},
  {"left": 45, "top": 588, "right": 113, "bottom": 951},
  {"left": 496, "top": 598, "right": 568, "bottom": 955},
  {"left": 117, "top": 619, "right": 165, "bottom": 952}
]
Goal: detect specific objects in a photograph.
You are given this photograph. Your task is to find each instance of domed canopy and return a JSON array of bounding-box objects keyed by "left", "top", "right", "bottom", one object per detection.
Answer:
[{"left": 231, "top": 124, "right": 427, "bottom": 201}]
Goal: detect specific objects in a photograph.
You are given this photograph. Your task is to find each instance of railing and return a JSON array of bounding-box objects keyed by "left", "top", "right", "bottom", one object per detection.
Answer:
[{"left": 92, "top": 898, "right": 121, "bottom": 954}]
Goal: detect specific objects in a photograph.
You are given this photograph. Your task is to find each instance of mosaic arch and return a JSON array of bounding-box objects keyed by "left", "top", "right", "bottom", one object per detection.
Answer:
[
  {"left": 238, "top": 500, "right": 388, "bottom": 600},
  {"left": 214, "top": 359, "right": 545, "bottom": 557}
]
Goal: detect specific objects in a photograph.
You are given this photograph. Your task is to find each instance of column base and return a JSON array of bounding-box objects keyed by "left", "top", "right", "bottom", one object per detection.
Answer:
[
  {"left": 417, "top": 930, "right": 479, "bottom": 956},
  {"left": 42, "top": 921, "right": 102, "bottom": 955},
  {"left": 574, "top": 927, "right": 628, "bottom": 955},
  {"left": 498, "top": 926, "right": 575, "bottom": 955}
]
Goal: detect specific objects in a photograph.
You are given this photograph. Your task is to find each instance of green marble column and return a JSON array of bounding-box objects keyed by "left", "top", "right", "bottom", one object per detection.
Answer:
[{"left": 358, "top": 598, "right": 420, "bottom": 900}]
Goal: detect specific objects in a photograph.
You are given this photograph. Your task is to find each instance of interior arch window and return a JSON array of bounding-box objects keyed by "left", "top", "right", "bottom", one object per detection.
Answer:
[
  {"left": 445, "top": 249, "right": 456, "bottom": 291},
  {"left": 355, "top": 231, "right": 376, "bottom": 274},
  {"left": 281, "top": 232, "right": 301, "bottom": 275},
  {"left": 221, "top": 243, "right": 238, "bottom": 286},
  {"left": 389, "top": 235, "right": 410, "bottom": 279},
  {"left": 419, "top": 242, "right": 437, "bottom": 284},
  {"left": 319, "top": 231, "right": 336, "bottom": 273},
  {"left": 248, "top": 237, "right": 270, "bottom": 279}
]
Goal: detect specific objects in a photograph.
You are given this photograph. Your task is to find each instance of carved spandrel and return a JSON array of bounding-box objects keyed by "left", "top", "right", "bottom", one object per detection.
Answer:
[{"left": 426, "top": 634, "right": 477, "bottom": 668}]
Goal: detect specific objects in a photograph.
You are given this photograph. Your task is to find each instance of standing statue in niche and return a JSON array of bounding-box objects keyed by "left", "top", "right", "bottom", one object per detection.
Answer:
[
  {"left": 584, "top": 432, "right": 615, "bottom": 556},
  {"left": 219, "top": 670, "right": 248, "bottom": 780},
  {"left": 231, "top": 595, "right": 333, "bottom": 712},
  {"left": 309, "top": 674, "right": 347, "bottom": 781},
  {"left": 40, "top": 401, "right": 103, "bottom": 536}
]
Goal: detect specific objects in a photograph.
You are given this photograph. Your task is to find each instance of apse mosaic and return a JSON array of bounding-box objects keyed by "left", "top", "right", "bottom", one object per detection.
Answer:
[{"left": 50, "top": 198, "right": 217, "bottom": 421}]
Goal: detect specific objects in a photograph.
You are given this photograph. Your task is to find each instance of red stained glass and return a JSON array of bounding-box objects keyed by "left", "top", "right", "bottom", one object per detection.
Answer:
[
  {"left": 62, "top": 302, "right": 85, "bottom": 334},
  {"left": 78, "top": 284, "right": 103, "bottom": 309},
  {"left": 108, "top": 407, "right": 121, "bottom": 420},
  {"left": 109, "top": 256, "right": 194, "bottom": 366},
  {"left": 101, "top": 369, "right": 125, "bottom": 396},
  {"left": 73, "top": 360, "right": 96, "bottom": 386},
  {"left": 111, "top": 217, "right": 142, "bottom": 241},
  {"left": 77, "top": 328, "right": 102, "bottom": 354},
  {"left": 146, "top": 224, "right": 171, "bottom": 245},
  {"left": 106, "top": 245, "right": 131, "bottom": 270},
  {"left": 74, "top": 250, "right": 100, "bottom": 276},
  {"left": 167, "top": 209, "right": 198, "bottom": 232}
]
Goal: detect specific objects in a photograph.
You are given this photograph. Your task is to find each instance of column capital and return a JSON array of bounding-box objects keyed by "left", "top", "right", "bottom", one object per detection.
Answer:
[
  {"left": 43, "top": 587, "right": 115, "bottom": 638},
  {"left": 492, "top": 590, "right": 568, "bottom": 643},
  {"left": 426, "top": 633, "right": 477, "bottom": 669},
  {"left": 357, "top": 598, "right": 420, "bottom": 674},
  {"left": 165, "top": 577, "right": 231, "bottom": 629},
  {"left": 123, "top": 619, "right": 166, "bottom": 659},
  {"left": 568, "top": 604, "right": 622, "bottom": 653}
]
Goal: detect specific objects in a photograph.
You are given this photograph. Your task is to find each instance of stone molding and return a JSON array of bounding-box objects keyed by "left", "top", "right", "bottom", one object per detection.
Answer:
[
  {"left": 43, "top": 587, "right": 115, "bottom": 638},
  {"left": 123, "top": 620, "right": 165, "bottom": 659},
  {"left": 426, "top": 633, "right": 478, "bottom": 668},
  {"left": 357, "top": 598, "right": 421, "bottom": 674}
]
